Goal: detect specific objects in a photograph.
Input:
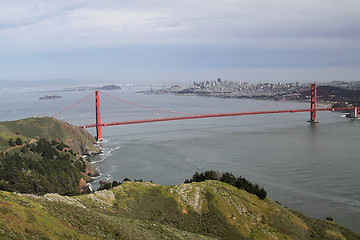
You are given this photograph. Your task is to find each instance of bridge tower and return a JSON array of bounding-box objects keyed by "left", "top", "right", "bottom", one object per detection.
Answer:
[
  {"left": 308, "top": 83, "right": 318, "bottom": 123},
  {"left": 348, "top": 106, "right": 358, "bottom": 118},
  {"left": 355, "top": 106, "right": 358, "bottom": 118},
  {"left": 95, "top": 91, "right": 102, "bottom": 141}
]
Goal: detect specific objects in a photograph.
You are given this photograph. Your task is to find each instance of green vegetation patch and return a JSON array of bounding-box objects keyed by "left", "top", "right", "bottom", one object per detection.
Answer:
[
  {"left": 185, "top": 170, "right": 267, "bottom": 200},
  {"left": 1, "top": 180, "right": 360, "bottom": 240},
  {"left": 0, "top": 117, "right": 100, "bottom": 196},
  {"left": 290, "top": 209, "right": 360, "bottom": 240},
  {"left": 104, "top": 181, "right": 245, "bottom": 239},
  {"left": 0, "top": 139, "right": 86, "bottom": 195},
  {"left": 0, "top": 117, "right": 98, "bottom": 154}
]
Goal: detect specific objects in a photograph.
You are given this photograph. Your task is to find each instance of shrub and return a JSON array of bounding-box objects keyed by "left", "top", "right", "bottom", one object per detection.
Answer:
[
  {"left": 122, "top": 178, "right": 131, "bottom": 182},
  {"left": 15, "top": 138, "right": 22, "bottom": 145},
  {"left": 97, "top": 180, "right": 122, "bottom": 191},
  {"left": 185, "top": 171, "right": 267, "bottom": 200},
  {"left": 220, "top": 172, "right": 236, "bottom": 186},
  {"left": 112, "top": 180, "right": 120, "bottom": 187},
  {"left": 98, "top": 182, "right": 112, "bottom": 191},
  {"left": 20, "top": 147, "right": 28, "bottom": 153},
  {"left": 256, "top": 187, "right": 267, "bottom": 200},
  {"left": 8, "top": 139, "right": 16, "bottom": 147}
]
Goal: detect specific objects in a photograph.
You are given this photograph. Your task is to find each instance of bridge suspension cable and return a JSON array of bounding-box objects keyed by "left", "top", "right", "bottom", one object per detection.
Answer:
[
  {"left": 52, "top": 92, "right": 95, "bottom": 117},
  {"left": 80, "top": 107, "right": 353, "bottom": 129},
  {"left": 99, "top": 91, "right": 199, "bottom": 115},
  {"left": 317, "top": 85, "right": 344, "bottom": 104},
  {"left": 243, "top": 85, "right": 311, "bottom": 113},
  {"left": 51, "top": 84, "right": 356, "bottom": 141}
]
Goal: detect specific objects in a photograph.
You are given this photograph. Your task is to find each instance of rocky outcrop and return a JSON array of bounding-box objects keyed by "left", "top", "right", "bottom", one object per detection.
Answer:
[
  {"left": 79, "top": 178, "right": 89, "bottom": 193},
  {"left": 66, "top": 139, "right": 94, "bottom": 155}
]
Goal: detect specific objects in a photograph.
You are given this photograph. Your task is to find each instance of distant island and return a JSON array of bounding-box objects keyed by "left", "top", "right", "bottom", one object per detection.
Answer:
[
  {"left": 34, "top": 84, "right": 122, "bottom": 94},
  {"left": 59, "top": 84, "right": 122, "bottom": 92},
  {"left": 39, "top": 95, "right": 61, "bottom": 100},
  {"left": 94, "top": 84, "right": 121, "bottom": 90}
]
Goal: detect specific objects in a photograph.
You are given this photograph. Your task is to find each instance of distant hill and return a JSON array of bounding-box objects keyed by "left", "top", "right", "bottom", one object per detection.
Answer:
[
  {"left": 0, "top": 79, "right": 87, "bottom": 89},
  {"left": 0, "top": 181, "right": 358, "bottom": 239},
  {"left": 0, "top": 117, "right": 99, "bottom": 195},
  {"left": 94, "top": 84, "right": 121, "bottom": 90},
  {"left": 0, "top": 116, "right": 98, "bottom": 154},
  {"left": 0, "top": 79, "right": 122, "bottom": 90}
]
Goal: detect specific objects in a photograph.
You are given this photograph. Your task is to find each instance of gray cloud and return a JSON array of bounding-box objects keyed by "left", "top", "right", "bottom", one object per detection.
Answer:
[{"left": 0, "top": 0, "right": 359, "bottom": 82}]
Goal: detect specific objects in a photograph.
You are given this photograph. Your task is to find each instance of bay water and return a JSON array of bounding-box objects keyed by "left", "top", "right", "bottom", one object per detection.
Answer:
[{"left": 1, "top": 88, "right": 359, "bottom": 232}]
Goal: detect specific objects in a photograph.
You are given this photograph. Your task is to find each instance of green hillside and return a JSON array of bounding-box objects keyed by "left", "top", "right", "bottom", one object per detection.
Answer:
[
  {"left": 0, "top": 181, "right": 358, "bottom": 240},
  {"left": 0, "top": 117, "right": 99, "bottom": 195},
  {"left": 0, "top": 116, "right": 98, "bottom": 154}
]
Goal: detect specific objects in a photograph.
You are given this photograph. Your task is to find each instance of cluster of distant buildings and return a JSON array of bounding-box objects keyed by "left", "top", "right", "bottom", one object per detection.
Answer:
[
  {"left": 144, "top": 79, "right": 360, "bottom": 104},
  {"left": 150, "top": 78, "right": 305, "bottom": 100},
  {"left": 189, "top": 78, "right": 303, "bottom": 100}
]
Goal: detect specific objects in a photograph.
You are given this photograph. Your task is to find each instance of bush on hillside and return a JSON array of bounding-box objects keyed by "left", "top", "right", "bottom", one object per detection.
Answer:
[
  {"left": 185, "top": 170, "right": 267, "bottom": 200},
  {"left": 8, "top": 138, "right": 16, "bottom": 147},
  {"left": 15, "top": 138, "right": 22, "bottom": 145},
  {"left": 97, "top": 180, "right": 122, "bottom": 191}
]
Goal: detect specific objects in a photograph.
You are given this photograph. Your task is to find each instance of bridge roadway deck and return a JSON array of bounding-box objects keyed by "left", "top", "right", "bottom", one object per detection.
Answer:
[{"left": 80, "top": 107, "right": 355, "bottom": 128}]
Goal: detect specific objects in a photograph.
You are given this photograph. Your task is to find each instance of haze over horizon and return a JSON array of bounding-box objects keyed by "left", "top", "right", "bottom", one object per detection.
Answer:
[{"left": 1, "top": 0, "right": 359, "bottom": 85}]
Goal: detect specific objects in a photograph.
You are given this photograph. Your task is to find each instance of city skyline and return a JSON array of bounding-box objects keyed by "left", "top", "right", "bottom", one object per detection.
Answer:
[{"left": 1, "top": 0, "right": 360, "bottom": 84}]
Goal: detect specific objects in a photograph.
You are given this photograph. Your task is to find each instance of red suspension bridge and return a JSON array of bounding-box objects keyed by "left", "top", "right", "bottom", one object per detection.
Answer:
[{"left": 53, "top": 83, "right": 358, "bottom": 141}]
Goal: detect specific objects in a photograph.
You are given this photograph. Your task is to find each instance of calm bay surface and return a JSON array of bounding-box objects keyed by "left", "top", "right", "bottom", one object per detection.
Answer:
[{"left": 1, "top": 88, "right": 359, "bottom": 232}]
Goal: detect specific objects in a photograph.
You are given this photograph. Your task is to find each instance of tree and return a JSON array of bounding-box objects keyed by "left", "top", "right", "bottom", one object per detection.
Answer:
[
  {"left": 98, "top": 182, "right": 112, "bottom": 191},
  {"left": 256, "top": 187, "right": 267, "bottom": 200},
  {"left": 56, "top": 143, "right": 66, "bottom": 151},
  {"left": 8, "top": 138, "right": 16, "bottom": 147},
  {"left": 191, "top": 172, "right": 202, "bottom": 182},
  {"left": 220, "top": 172, "right": 236, "bottom": 186},
  {"left": 204, "top": 170, "right": 219, "bottom": 180},
  {"left": 20, "top": 146, "right": 28, "bottom": 153},
  {"left": 184, "top": 171, "right": 267, "bottom": 201},
  {"left": 15, "top": 138, "right": 23, "bottom": 145},
  {"left": 112, "top": 180, "right": 120, "bottom": 187},
  {"left": 122, "top": 178, "right": 131, "bottom": 182}
]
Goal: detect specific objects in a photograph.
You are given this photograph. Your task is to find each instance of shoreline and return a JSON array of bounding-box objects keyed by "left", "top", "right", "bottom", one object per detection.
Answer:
[{"left": 143, "top": 91, "right": 336, "bottom": 108}]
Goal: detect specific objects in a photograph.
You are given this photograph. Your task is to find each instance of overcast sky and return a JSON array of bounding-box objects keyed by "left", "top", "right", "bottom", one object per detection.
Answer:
[{"left": 1, "top": 0, "right": 359, "bottom": 84}]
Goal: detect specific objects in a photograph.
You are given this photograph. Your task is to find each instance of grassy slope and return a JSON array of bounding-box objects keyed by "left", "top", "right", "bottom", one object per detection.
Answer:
[
  {"left": 0, "top": 190, "right": 213, "bottom": 240},
  {"left": 0, "top": 116, "right": 97, "bottom": 153},
  {"left": 1, "top": 181, "right": 358, "bottom": 240}
]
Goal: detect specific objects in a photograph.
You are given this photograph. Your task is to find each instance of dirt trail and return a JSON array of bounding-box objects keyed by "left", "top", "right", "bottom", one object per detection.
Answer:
[{"left": 3, "top": 139, "right": 36, "bottom": 154}]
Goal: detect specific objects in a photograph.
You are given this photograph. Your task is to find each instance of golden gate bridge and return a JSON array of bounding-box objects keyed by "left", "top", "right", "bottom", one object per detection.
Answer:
[{"left": 53, "top": 84, "right": 358, "bottom": 141}]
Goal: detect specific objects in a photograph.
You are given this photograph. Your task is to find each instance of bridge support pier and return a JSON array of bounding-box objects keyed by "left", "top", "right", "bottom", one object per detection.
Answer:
[
  {"left": 355, "top": 106, "right": 358, "bottom": 118},
  {"left": 348, "top": 106, "right": 358, "bottom": 118},
  {"left": 95, "top": 91, "right": 102, "bottom": 141},
  {"left": 308, "top": 83, "right": 319, "bottom": 123}
]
